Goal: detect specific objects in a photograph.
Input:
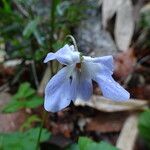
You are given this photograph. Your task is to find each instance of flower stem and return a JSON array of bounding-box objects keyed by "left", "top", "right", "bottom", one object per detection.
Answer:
[
  {"left": 66, "top": 35, "right": 78, "bottom": 51},
  {"left": 35, "top": 110, "right": 47, "bottom": 150}
]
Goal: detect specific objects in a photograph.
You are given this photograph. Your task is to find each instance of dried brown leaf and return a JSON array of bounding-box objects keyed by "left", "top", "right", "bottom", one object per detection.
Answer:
[
  {"left": 102, "top": 0, "right": 122, "bottom": 28},
  {"left": 75, "top": 96, "right": 148, "bottom": 112},
  {"left": 115, "top": 0, "right": 134, "bottom": 51}
]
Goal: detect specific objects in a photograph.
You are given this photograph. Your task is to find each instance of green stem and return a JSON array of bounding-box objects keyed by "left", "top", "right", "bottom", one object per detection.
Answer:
[
  {"left": 50, "top": 0, "right": 57, "bottom": 50},
  {"left": 49, "top": 0, "right": 58, "bottom": 76},
  {"left": 35, "top": 1, "right": 57, "bottom": 149},
  {"left": 35, "top": 111, "right": 47, "bottom": 150}
]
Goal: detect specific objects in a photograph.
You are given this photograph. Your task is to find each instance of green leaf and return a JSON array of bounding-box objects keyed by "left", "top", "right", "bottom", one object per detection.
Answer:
[
  {"left": 57, "top": 1, "right": 70, "bottom": 16},
  {"left": 98, "top": 141, "right": 118, "bottom": 150},
  {"left": 33, "top": 29, "right": 44, "bottom": 46},
  {"left": 138, "top": 110, "right": 150, "bottom": 145},
  {"left": 78, "top": 137, "right": 118, "bottom": 150},
  {"left": 140, "top": 5, "right": 150, "bottom": 29},
  {"left": 23, "top": 18, "right": 39, "bottom": 38},
  {"left": 20, "top": 115, "right": 41, "bottom": 130},
  {"left": 23, "top": 127, "right": 50, "bottom": 142},
  {"left": 3, "top": 96, "right": 43, "bottom": 113},
  {"left": 2, "top": 100, "right": 25, "bottom": 113},
  {"left": 25, "top": 96, "right": 43, "bottom": 108},
  {"left": 0, "top": 128, "right": 51, "bottom": 150},
  {"left": 2, "top": 0, "right": 12, "bottom": 13},
  {"left": 13, "top": 82, "right": 35, "bottom": 100},
  {"left": 34, "top": 49, "right": 46, "bottom": 61},
  {"left": 66, "top": 144, "right": 79, "bottom": 150},
  {"left": 3, "top": 82, "right": 43, "bottom": 113},
  {"left": 78, "top": 137, "right": 94, "bottom": 150},
  {"left": 52, "top": 41, "right": 64, "bottom": 52}
]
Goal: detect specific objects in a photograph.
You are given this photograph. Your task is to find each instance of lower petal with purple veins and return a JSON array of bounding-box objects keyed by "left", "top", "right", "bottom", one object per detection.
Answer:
[
  {"left": 95, "top": 75, "right": 130, "bottom": 101},
  {"left": 44, "top": 78, "right": 72, "bottom": 112},
  {"left": 45, "top": 67, "right": 70, "bottom": 95}
]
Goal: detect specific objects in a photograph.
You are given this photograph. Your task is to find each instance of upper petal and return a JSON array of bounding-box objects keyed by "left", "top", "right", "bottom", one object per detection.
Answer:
[
  {"left": 44, "top": 44, "right": 80, "bottom": 65},
  {"left": 83, "top": 55, "right": 114, "bottom": 72},
  {"left": 95, "top": 74, "right": 130, "bottom": 101},
  {"left": 83, "top": 61, "right": 113, "bottom": 80},
  {"left": 44, "top": 52, "right": 56, "bottom": 63},
  {"left": 92, "top": 56, "right": 114, "bottom": 72}
]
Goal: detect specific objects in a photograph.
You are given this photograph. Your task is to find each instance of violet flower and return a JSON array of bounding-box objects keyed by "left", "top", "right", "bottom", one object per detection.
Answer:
[{"left": 44, "top": 44, "right": 130, "bottom": 112}]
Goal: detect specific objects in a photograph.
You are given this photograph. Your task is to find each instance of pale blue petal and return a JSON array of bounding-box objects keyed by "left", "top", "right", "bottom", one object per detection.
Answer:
[
  {"left": 92, "top": 56, "right": 114, "bottom": 72},
  {"left": 44, "top": 65, "right": 75, "bottom": 112},
  {"left": 70, "top": 45, "right": 75, "bottom": 51},
  {"left": 70, "top": 64, "right": 93, "bottom": 101},
  {"left": 44, "top": 44, "right": 80, "bottom": 65},
  {"left": 78, "top": 77, "right": 92, "bottom": 100},
  {"left": 56, "top": 44, "right": 79, "bottom": 65},
  {"left": 45, "top": 67, "right": 69, "bottom": 95},
  {"left": 84, "top": 60, "right": 129, "bottom": 101},
  {"left": 78, "top": 63, "right": 93, "bottom": 100},
  {"left": 70, "top": 71, "right": 78, "bottom": 101},
  {"left": 83, "top": 61, "right": 113, "bottom": 80},
  {"left": 44, "top": 78, "right": 72, "bottom": 112},
  {"left": 44, "top": 52, "right": 55, "bottom": 63},
  {"left": 96, "top": 75, "right": 130, "bottom": 101},
  {"left": 83, "top": 55, "right": 114, "bottom": 73}
]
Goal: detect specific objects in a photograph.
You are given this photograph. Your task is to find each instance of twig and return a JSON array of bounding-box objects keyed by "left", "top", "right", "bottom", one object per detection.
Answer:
[
  {"left": 12, "top": 0, "right": 29, "bottom": 17},
  {"left": 31, "top": 60, "right": 39, "bottom": 89},
  {"left": 37, "top": 66, "right": 51, "bottom": 96},
  {"left": 11, "top": 68, "right": 25, "bottom": 85},
  {"left": 0, "top": 83, "right": 9, "bottom": 93}
]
